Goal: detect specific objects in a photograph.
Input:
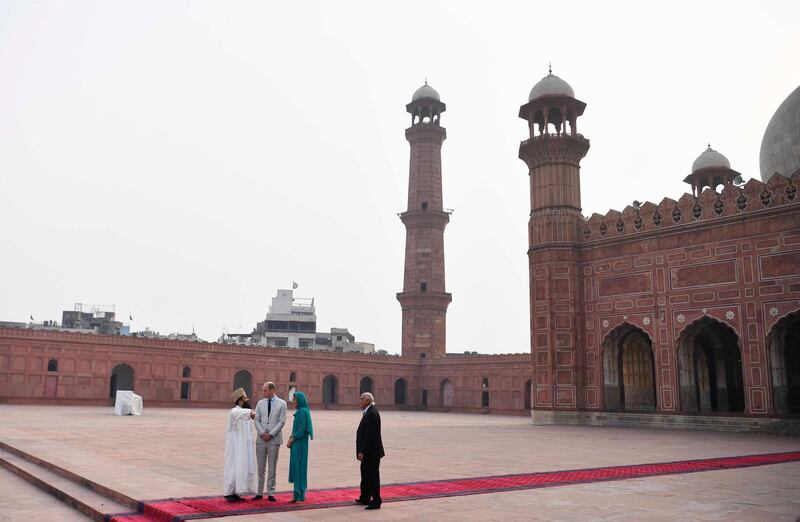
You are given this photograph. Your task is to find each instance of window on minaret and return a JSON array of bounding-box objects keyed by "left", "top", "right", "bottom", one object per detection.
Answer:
[
  {"left": 421, "top": 202, "right": 428, "bottom": 210},
  {"left": 420, "top": 282, "right": 427, "bottom": 292}
]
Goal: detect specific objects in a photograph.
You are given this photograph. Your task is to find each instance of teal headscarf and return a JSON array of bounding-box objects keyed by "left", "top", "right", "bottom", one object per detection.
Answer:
[{"left": 293, "top": 391, "right": 314, "bottom": 440}]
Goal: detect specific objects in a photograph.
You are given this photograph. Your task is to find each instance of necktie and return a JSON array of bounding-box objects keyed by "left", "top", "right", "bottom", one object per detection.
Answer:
[{"left": 268, "top": 398, "right": 272, "bottom": 416}]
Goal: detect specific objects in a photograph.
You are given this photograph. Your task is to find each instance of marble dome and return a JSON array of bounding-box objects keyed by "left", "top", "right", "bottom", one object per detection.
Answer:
[
  {"left": 412, "top": 83, "right": 440, "bottom": 102},
  {"left": 692, "top": 146, "right": 731, "bottom": 172},
  {"left": 760, "top": 85, "right": 800, "bottom": 182},
  {"left": 528, "top": 72, "right": 574, "bottom": 102}
]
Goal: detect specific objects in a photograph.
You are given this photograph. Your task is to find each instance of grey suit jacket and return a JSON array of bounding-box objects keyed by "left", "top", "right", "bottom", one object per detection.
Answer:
[{"left": 254, "top": 396, "right": 287, "bottom": 446}]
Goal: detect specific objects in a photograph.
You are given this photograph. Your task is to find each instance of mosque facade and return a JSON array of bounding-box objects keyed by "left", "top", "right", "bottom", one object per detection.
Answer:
[
  {"left": 1, "top": 77, "right": 799, "bottom": 426},
  {"left": 518, "top": 76, "right": 800, "bottom": 421}
]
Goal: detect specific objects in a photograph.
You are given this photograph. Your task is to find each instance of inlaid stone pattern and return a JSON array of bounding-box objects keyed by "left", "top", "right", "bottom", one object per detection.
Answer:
[{"left": 578, "top": 190, "right": 800, "bottom": 416}]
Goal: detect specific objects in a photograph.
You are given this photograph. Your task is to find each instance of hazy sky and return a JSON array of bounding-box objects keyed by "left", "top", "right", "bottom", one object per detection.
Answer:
[{"left": 1, "top": 1, "right": 798, "bottom": 354}]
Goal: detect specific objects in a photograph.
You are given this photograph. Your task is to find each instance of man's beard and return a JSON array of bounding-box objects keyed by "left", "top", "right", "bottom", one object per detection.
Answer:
[{"left": 241, "top": 400, "right": 252, "bottom": 409}]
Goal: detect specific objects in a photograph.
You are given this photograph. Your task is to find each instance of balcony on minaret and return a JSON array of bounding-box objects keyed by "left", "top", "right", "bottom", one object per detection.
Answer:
[
  {"left": 518, "top": 68, "right": 590, "bottom": 171},
  {"left": 519, "top": 67, "right": 591, "bottom": 243},
  {"left": 407, "top": 81, "right": 446, "bottom": 127}
]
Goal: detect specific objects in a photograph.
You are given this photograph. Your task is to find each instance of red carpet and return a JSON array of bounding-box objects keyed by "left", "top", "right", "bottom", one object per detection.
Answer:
[{"left": 107, "top": 451, "right": 800, "bottom": 521}]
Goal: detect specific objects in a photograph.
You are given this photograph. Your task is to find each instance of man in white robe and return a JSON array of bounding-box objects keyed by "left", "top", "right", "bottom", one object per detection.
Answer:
[{"left": 224, "top": 387, "right": 257, "bottom": 501}]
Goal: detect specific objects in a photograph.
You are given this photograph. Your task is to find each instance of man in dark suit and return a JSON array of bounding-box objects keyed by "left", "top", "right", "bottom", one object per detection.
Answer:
[{"left": 356, "top": 392, "right": 384, "bottom": 510}]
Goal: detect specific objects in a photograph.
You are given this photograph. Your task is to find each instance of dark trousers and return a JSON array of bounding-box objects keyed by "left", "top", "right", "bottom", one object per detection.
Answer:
[{"left": 359, "top": 457, "right": 381, "bottom": 506}]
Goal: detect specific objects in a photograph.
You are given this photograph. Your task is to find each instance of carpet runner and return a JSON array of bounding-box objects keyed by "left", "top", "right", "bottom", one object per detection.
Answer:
[{"left": 107, "top": 450, "right": 800, "bottom": 521}]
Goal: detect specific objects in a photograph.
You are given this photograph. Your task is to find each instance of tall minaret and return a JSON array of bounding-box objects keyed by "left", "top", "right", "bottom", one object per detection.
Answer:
[
  {"left": 518, "top": 68, "right": 589, "bottom": 412},
  {"left": 397, "top": 82, "right": 451, "bottom": 359}
]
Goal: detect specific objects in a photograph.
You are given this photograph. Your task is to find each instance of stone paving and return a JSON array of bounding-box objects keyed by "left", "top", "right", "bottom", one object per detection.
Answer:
[{"left": 0, "top": 405, "right": 799, "bottom": 520}]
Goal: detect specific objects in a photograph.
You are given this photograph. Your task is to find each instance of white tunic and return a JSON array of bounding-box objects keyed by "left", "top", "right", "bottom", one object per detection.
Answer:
[{"left": 223, "top": 406, "right": 257, "bottom": 495}]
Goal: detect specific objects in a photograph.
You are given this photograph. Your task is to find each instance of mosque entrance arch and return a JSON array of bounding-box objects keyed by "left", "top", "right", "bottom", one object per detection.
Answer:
[
  {"left": 323, "top": 375, "right": 338, "bottom": 405},
  {"left": 601, "top": 323, "right": 656, "bottom": 411},
  {"left": 110, "top": 363, "right": 134, "bottom": 399},
  {"left": 678, "top": 317, "right": 744, "bottom": 413},
  {"left": 440, "top": 379, "right": 454, "bottom": 407},
  {"left": 768, "top": 310, "right": 800, "bottom": 414}
]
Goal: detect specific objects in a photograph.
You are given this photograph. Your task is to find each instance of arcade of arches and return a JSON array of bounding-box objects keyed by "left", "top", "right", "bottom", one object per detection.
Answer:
[{"left": 2, "top": 312, "right": 797, "bottom": 417}]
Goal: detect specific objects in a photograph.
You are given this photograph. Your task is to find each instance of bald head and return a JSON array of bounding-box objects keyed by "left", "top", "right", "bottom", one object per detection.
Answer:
[{"left": 263, "top": 382, "right": 276, "bottom": 399}]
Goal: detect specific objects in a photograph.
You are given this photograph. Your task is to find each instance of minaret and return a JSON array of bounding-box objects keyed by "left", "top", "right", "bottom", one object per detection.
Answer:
[
  {"left": 397, "top": 82, "right": 451, "bottom": 359},
  {"left": 518, "top": 67, "right": 589, "bottom": 411}
]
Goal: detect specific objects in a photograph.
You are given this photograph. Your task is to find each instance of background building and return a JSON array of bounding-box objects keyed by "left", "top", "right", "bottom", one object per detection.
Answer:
[
  {"left": 61, "top": 303, "right": 123, "bottom": 335},
  {"left": 253, "top": 289, "right": 317, "bottom": 348},
  {"left": 223, "top": 289, "right": 376, "bottom": 353}
]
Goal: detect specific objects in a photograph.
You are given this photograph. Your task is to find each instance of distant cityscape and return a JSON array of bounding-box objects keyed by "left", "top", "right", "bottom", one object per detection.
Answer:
[{"left": 1, "top": 289, "right": 387, "bottom": 355}]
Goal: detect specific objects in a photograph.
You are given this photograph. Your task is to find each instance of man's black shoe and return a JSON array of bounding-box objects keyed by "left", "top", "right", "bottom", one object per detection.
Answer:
[
  {"left": 225, "top": 494, "right": 244, "bottom": 502},
  {"left": 355, "top": 498, "right": 369, "bottom": 505},
  {"left": 365, "top": 504, "right": 381, "bottom": 510},
  {"left": 252, "top": 495, "right": 263, "bottom": 501},
  {"left": 268, "top": 495, "right": 277, "bottom": 502}
]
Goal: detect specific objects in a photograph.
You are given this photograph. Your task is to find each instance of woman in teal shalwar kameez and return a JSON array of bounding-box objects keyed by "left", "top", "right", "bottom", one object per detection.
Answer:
[{"left": 287, "top": 391, "right": 313, "bottom": 503}]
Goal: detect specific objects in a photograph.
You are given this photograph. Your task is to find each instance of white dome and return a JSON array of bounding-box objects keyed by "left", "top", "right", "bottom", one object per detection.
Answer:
[
  {"left": 412, "top": 83, "right": 440, "bottom": 102},
  {"left": 528, "top": 72, "right": 574, "bottom": 102},
  {"left": 692, "top": 146, "right": 730, "bottom": 172},
  {"left": 760, "top": 85, "right": 800, "bottom": 182}
]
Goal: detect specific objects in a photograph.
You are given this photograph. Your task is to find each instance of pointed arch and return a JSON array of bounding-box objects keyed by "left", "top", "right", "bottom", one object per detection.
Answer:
[
  {"left": 677, "top": 316, "right": 744, "bottom": 413},
  {"left": 233, "top": 370, "right": 252, "bottom": 398},
  {"left": 322, "top": 374, "right": 337, "bottom": 404},
  {"left": 359, "top": 376, "right": 374, "bottom": 395},
  {"left": 767, "top": 309, "right": 800, "bottom": 414},
  {"left": 110, "top": 363, "right": 134, "bottom": 399},
  {"left": 600, "top": 322, "right": 656, "bottom": 411},
  {"left": 394, "top": 378, "right": 407, "bottom": 405},
  {"left": 440, "top": 378, "right": 454, "bottom": 407}
]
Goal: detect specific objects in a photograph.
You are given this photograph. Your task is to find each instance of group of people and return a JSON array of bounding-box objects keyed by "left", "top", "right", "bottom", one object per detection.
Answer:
[{"left": 224, "top": 382, "right": 385, "bottom": 510}]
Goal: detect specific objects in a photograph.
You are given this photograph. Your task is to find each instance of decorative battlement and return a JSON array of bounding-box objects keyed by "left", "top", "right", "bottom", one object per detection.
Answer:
[{"left": 581, "top": 171, "right": 800, "bottom": 242}]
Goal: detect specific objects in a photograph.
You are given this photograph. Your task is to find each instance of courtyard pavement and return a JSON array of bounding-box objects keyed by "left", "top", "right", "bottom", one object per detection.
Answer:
[{"left": 0, "top": 405, "right": 799, "bottom": 521}]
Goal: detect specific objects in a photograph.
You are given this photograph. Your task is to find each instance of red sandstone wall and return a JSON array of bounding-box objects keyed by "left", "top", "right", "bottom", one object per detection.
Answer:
[
  {"left": 574, "top": 174, "right": 800, "bottom": 416},
  {"left": 421, "top": 355, "right": 532, "bottom": 415},
  {"left": 0, "top": 329, "right": 419, "bottom": 408},
  {"left": 0, "top": 329, "right": 531, "bottom": 413}
]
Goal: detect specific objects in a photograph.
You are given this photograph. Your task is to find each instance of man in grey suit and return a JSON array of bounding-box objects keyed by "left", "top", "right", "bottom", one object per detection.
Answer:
[{"left": 252, "top": 382, "right": 287, "bottom": 501}]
